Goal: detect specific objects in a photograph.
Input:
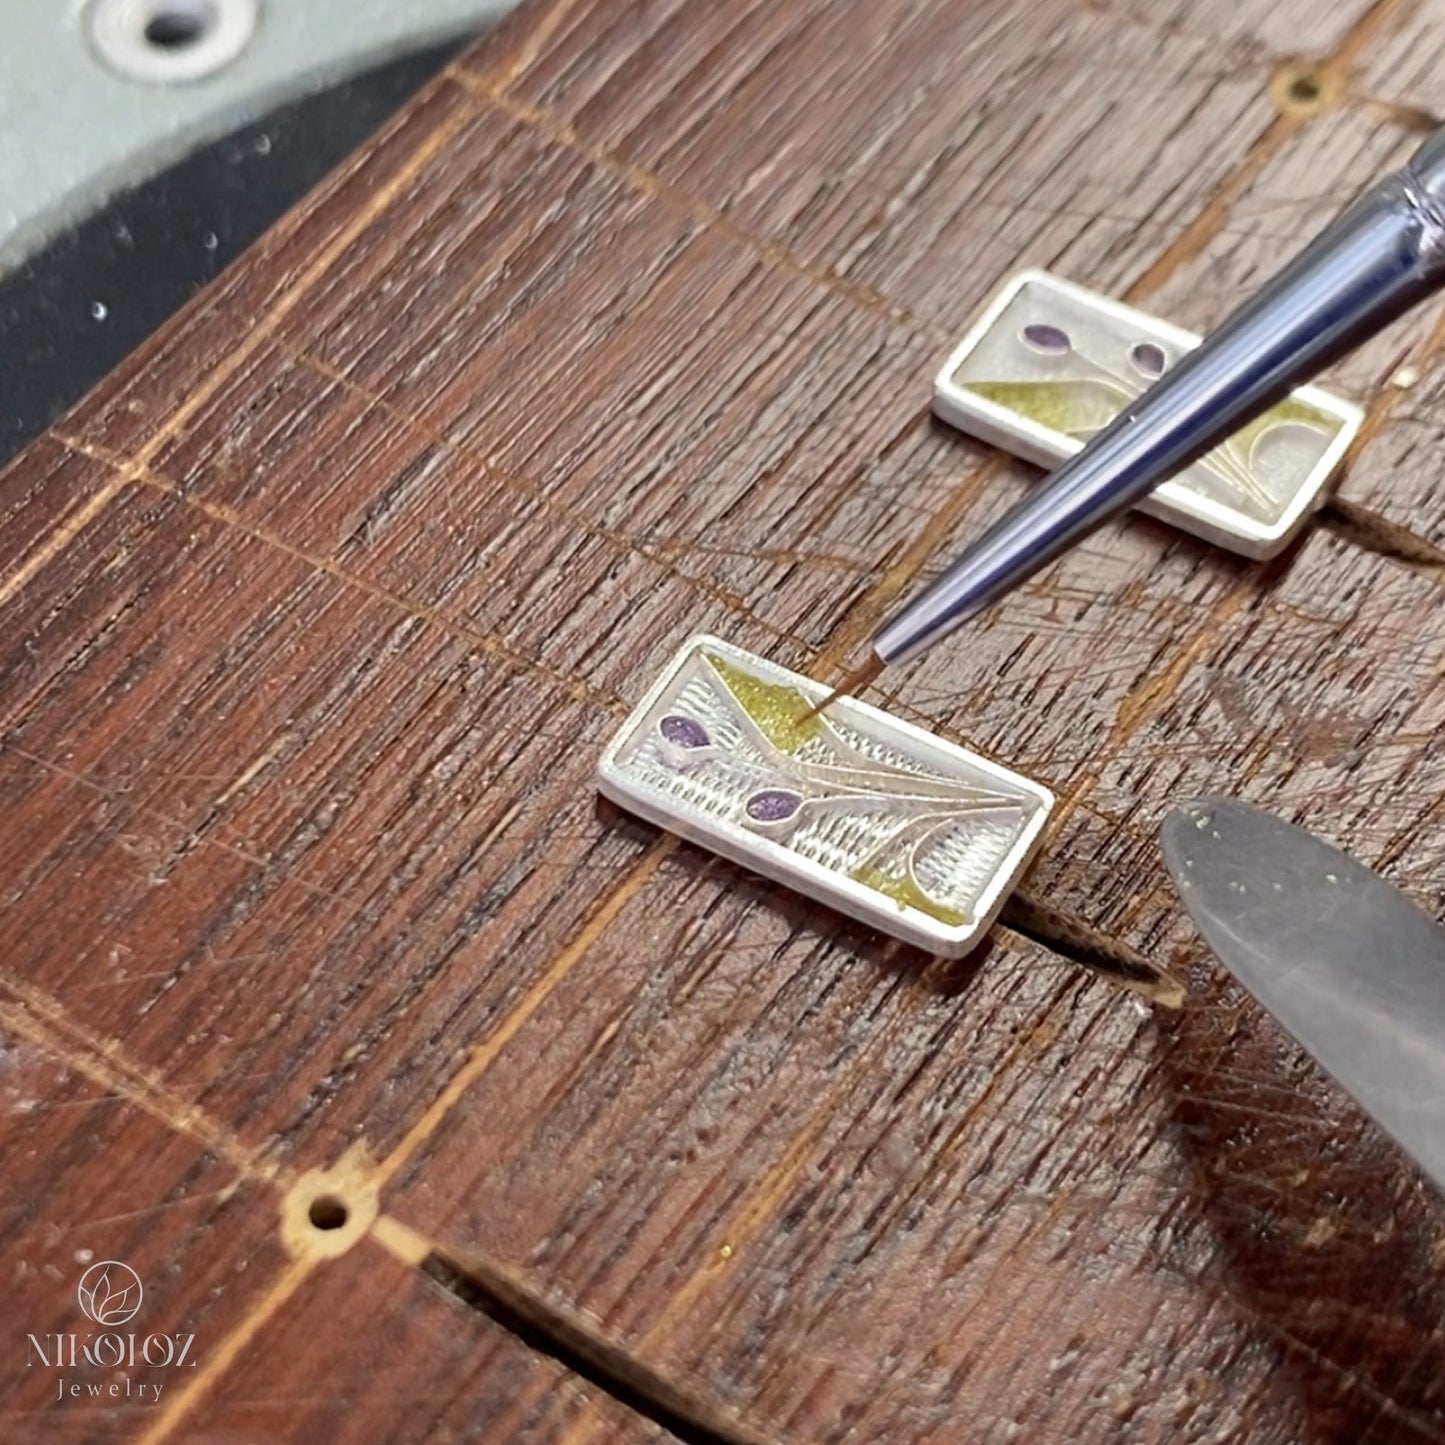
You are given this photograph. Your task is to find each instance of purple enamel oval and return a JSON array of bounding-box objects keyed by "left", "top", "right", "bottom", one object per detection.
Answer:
[
  {"left": 1129, "top": 341, "right": 1167, "bottom": 378},
  {"left": 745, "top": 789, "right": 802, "bottom": 823},
  {"left": 1021, "top": 323, "right": 1071, "bottom": 355},
  {"left": 659, "top": 714, "right": 709, "bottom": 749}
]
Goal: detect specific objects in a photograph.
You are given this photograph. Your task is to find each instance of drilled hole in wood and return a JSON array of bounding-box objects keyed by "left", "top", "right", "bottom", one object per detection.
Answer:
[
  {"left": 308, "top": 1194, "right": 350, "bottom": 1231},
  {"left": 1270, "top": 61, "right": 1341, "bottom": 117},
  {"left": 280, "top": 1147, "right": 379, "bottom": 1259}
]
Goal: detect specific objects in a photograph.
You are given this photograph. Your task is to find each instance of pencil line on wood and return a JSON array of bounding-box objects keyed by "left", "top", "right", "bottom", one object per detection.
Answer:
[
  {"left": 286, "top": 344, "right": 827, "bottom": 650},
  {"left": 1126, "top": 0, "right": 1422, "bottom": 302},
  {"left": 374, "top": 836, "right": 678, "bottom": 1186},
  {"left": 450, "top": 70, "right": 934, "bottom": 339},
  {"left": 807, "top": 457, "right": 1010, "bottom": 678},
  {"left": 127, "top": 103, "right": 476, "bottom": 472},
  {"left": 133, "top": 1257, "right": 318, "bottom": 1445},
  {"left": 0, "top": 471, "right": 133, "bottom": 613},
  {"left": 0, "top": 974, "right": 282, "bottom": 1184},
  {"left": 634, "top": 933, "right": 1163, "bottom": 1359},
  {"left": 51, "top": 434, "right": 621, "bottom": 712},
  {"left": 746, "top": 982, "right": 1144, "bottom": 1382},
  {"left": 637, "top": 1100, "right": 841, "bottom": 1350},
  {"left": 0, "top": 740, "right": 354, "bottom": 907},
  {"left": 469, "top": 0, "right": 595, "bottom": 95}
]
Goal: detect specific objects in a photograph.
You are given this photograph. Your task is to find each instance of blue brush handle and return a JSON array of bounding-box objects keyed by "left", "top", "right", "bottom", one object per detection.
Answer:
[{"left": 875, "top": 127, "right": 1445, "bottom": 667}]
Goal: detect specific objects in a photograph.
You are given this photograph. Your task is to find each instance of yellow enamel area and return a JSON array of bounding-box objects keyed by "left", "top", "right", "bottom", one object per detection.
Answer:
[
  {"left": 852, "top": 865, "right": 971, "bottom": 928},
  {"left": 964, "top": 377, "right": 1128, "bottom": 435},
  {"left": 703, "top": 648, "right": 972, "bottom": 929},
  {"left": 964, "top": 379, "right": 1341, "bottom": 452},
  {"left": 704, "top": 651, "right": 823, "bottom": 755},
  {"left": 1233, "top": 395, "right": 1341, "bottom": 450}
]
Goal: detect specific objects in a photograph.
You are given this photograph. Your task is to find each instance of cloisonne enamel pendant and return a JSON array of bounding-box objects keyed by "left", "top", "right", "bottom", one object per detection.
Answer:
[
  {"left": 933, "top": 270, "right": 1364, "bottom": 558},
  {"left": 598, "top": 636, "right": 1053, "bottom": 957}
]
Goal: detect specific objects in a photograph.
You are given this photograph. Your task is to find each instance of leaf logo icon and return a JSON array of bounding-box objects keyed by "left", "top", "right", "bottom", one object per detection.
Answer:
[{"left": 77, "top": 1261, "right": 143, "bottom": 1326}]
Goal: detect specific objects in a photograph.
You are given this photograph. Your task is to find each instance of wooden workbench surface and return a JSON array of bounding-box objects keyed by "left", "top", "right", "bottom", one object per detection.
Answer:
[{"left": 5, "top": 0, "right": 1445, "bottom": 1440}]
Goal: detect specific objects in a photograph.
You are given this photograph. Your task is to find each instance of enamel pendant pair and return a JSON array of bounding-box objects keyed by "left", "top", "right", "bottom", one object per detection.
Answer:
[{"left": 598, "top": 273, "right": 1362, "bottom": 956}]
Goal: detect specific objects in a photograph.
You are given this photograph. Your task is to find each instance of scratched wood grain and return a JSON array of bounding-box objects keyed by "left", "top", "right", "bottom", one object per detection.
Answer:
[
  {"left": 169, "top": 1239, "right": 673, "bottom": 1445},
  {"left": 5, "top": 0, "right": 1445, "bottom": 1441},
  {"left": 0, "top": 1016, "right": 285, "bottom": 1443}
]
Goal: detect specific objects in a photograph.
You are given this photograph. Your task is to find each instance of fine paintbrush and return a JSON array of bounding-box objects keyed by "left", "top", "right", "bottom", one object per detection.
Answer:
[{"left": 814, "top": 124, "right": 1445, "bottom": 711}]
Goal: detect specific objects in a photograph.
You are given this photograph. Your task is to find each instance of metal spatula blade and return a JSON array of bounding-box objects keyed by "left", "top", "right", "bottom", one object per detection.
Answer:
[{"left": 1162, "top": 798, "right": 1445, "bottom": 1193}]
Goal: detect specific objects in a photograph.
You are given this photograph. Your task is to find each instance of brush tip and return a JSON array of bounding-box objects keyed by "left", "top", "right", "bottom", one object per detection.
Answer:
[{"left": 802, "top": 652, "right": 887, "bottom": 721}]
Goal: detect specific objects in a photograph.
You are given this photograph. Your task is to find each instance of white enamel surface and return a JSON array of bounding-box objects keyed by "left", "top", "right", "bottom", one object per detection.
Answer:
[
  {"left": 931, "top": 269, "right": 1364, "bottom": 559},
  {"left": 597, "top": 636, "right": 1053, "bottom": 958}
]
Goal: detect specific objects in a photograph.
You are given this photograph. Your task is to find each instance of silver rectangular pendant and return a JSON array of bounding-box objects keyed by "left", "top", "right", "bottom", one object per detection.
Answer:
[
  {"left": 932, "top": 269, "right": 1364, "bottom": 558},
  {"left": 597, "top": 636, "right": 1053, "bottom": 956}
]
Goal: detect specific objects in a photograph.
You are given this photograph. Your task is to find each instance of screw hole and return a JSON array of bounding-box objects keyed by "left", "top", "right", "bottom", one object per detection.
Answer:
[
  {"left": 89, "top": 0, "right": 256, "bottom": 85},
  {"left": 1289, "top": 73, "right": 1321, "bottom": 103},
  {"left": 142, "top": 2, "right": 213, "bottom": 49},
  {"left": 308, "top": 1195, "right": 349, "bottom": 1231}
]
